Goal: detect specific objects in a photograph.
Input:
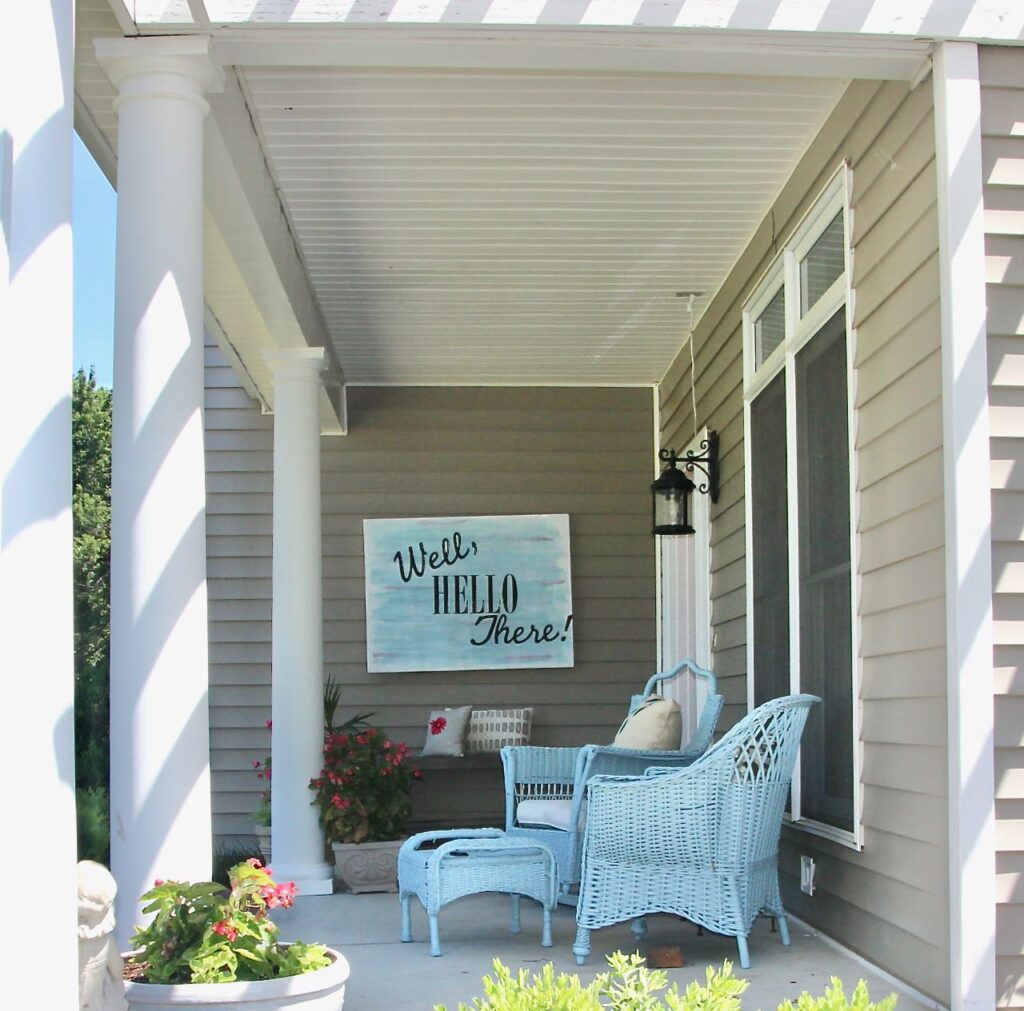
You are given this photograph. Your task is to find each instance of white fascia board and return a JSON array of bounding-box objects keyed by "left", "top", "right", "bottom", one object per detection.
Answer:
[
  {"left": 204, "top": 67, "right": 346, "bottom": 435},
  {"left": 210, "top": 26, "right": 930, "bottom": 80},
  {"left": 103, "top": 0, "right": 139, "bottom": 35},
  {"left": 933, "top": 40, "right": 996, "bottom": 1011},
  {"left": 148, "top": 0, "right": 1024, "bottom": 43}
]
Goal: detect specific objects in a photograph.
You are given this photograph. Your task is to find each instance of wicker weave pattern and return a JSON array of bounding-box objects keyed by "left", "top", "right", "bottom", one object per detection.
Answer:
[
  {"left": 572, "top": 694, "right": 818, "bottom": 969},
  {"left": 398, "top": 829, "right": 557, "bottom": 956},
  {"left": 500, "top": 661, "right": 724, "bottom": 900}
]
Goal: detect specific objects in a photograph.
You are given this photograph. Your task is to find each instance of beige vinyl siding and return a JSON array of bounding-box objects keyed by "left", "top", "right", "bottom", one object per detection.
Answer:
[
  {"left": 659, "top": 79, "right": 949, "bottom": 1003},
  {"left": 205, "top": 350, "right": 658, "bottom": 837},
  {"left": 981, "top": 45, "right": 1024, "bottom": 1011}
]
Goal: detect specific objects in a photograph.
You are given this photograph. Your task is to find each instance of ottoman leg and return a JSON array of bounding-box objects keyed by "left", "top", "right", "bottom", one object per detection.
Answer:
[
  {"left": 541, "top": 906, "right": 552, "bottom": 948},
  {"left": 509, "top": 894, "right": 521, "bottom": 934},
  {"left": 400, "top": 896, "right": 412, "bottom": 943},
  {"left": 429, "top": 912, "right": 442, "bottom": 957}
]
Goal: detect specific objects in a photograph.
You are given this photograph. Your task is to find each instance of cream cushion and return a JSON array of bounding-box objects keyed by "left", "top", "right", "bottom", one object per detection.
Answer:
[{"left": 612, "top": 696, "right": 682, "bottom": 750}]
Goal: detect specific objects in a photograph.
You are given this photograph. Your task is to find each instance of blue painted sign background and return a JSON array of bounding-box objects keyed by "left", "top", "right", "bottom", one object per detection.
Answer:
[{"left": 363, "top": 514, "right": 574, "bottom": 673}]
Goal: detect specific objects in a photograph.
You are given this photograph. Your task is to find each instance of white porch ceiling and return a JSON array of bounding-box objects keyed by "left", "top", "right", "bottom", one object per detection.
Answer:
[
  {"left": 75, "top": 3, "right": 909, "bottom": 391},
  {"left": 242, "top": 66, "right": 844, "bottom": 385}
]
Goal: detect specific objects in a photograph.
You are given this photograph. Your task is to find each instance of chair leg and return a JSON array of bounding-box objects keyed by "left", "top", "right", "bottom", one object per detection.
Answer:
[
  {"left": 400, "top": 896, "right": 412, "bottom": 943},
  {"left": 777, "top": 913, "right": 791, "bottom": 946},
  {"left": 541, "top": 907, "right": 553, "bottom": 948},
  {"left": 509, "top": 894, "right": 521, "bottom": 934},
  {"left": 429, "top": 913, "right": 442, "bottom": 957},
  {"left": 630, "top": 917, "right": 648, "bottom": 940},
  {"left": 735, "top": 934, "right": 750, "bottom": 970},
  {"left": 573, "top": 926, "right": 592, "bottom": 965}
]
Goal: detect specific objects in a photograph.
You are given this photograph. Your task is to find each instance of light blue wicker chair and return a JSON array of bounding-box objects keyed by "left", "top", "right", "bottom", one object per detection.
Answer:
[
  {"left": 572, "top": 693, "right": 819, "bottom": 969},
  {"left": 500, "top": 660, "right": 724, "bottom": 903}
]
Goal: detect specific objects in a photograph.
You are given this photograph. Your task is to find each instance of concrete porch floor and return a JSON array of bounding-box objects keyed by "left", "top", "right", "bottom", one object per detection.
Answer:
[{"left": 273, "top": 891, "right": 939, "bottom": 1010}]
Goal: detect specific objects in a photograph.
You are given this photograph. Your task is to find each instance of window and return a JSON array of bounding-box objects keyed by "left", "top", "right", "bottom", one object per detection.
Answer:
[{"left": 743, "top": 167, "right": 859, "bottom": 846}]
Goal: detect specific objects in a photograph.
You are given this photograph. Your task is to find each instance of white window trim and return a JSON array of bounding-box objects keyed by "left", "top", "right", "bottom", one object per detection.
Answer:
[{"left": 742, "top": 163, "right": 863, "bottom": 850}]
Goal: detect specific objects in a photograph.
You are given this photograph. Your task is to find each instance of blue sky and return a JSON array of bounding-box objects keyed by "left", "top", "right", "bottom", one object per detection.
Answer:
[{"left": 73, "top": 133, "right": 116, "bottom": 387}]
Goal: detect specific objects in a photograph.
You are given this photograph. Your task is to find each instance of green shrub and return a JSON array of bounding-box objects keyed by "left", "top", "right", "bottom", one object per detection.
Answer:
[
  {"left": 76, "top": 786, "right": 110, "bottom": 864},
  {"left": 434, "top": 959, "right": 602, "bottom": 1011},
  {"left": 434, "top": 954, "right": 747, "bottom": 1011},
  {"left": 777, "top": 978, "right": 897, "bottom": 1011},
  {"left": 435, "top": 955, "right": 894, "bottom": 1011}
]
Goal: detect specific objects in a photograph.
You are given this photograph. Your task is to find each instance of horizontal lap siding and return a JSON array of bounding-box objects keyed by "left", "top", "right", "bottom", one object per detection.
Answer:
[
  {"left": 981, "top": 46, "right": 1024, "bottom": 1010},
  {"left": 659, "top": 80, "right": 949, "bottom": 1003},
  {"left": 204, "top": 354, "right": 657, "bottom": 837}
]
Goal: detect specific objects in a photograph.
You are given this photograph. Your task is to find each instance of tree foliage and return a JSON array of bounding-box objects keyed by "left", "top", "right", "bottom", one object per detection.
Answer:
[{"left": 72, "top": 367, "right": 111, "bottom": 793}]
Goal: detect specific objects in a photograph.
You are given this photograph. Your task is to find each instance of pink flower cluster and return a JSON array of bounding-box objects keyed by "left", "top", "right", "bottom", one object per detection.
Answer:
[
  {"left": 212, "top": 920, "right": 238, "bottom": 942},
  {"left": 260, "top": 880, "right": 297, "bottom": 909}
]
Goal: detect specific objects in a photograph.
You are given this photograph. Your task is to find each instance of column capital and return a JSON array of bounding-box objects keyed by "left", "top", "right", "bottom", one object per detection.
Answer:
[
  {"left": 263, "top": 347, "right": 328, "bottom": 384},
  {"left": 95, "top": 35, "right": 224, "bottom": 101}
]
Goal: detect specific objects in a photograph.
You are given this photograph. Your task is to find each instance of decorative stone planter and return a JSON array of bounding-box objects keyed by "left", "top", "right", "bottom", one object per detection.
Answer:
[
  {"left": 331, "top": 839, "right": 404, "bottom": 894},
  {"left": 123, "top": 947, "right": 349, "bottom": 1010},
  {"left": 254, "top": 824, "right": 271, "bottom": 864}
]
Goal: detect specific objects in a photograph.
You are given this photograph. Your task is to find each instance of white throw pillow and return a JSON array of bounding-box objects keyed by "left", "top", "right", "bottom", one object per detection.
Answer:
[
  {"left": 419, "top": 705, "right": 473, "bottom": 757},
  {"left": 612, "top": 696, "right": 682, "bottom": 751}
]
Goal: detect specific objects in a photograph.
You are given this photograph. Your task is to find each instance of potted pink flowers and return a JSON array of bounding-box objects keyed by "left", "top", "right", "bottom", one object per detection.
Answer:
[
  {"left": 309, "top": 726, "right": 420, "bottom": 893},
  {"left": 123, "top": 858, "right": 348, "bottom": 1009}
]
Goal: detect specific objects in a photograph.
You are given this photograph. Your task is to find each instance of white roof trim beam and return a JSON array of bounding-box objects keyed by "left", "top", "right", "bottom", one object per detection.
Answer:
[
  {"left": 131, "top": 0, "right": 1024, "bottom": 43},
  {"left": 212, "top": 27, "right": 931, "bottom": 81}
]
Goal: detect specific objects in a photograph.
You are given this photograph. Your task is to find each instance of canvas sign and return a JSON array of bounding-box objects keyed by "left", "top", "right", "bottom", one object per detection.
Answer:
[{"left": 363, "top": 514, "right": 574, "bottom": 673}]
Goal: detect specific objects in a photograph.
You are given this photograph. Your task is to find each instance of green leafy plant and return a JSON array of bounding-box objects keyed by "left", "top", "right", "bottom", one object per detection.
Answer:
[
  {"left": 777, "top": 978, "right": 897, "bottom": 1011},
  {"left": 211, "top": 841, "right": 263, "bottom": 887},
  {"left": 434, "top": 959, "right": 602, "bottom": 1011},
  {"left": 435, "top": 956, "right": 890, "bottom": 1011},
  {"left": 76, "top": 786, "right": 110, "bottom": 865},
  {"left": 128, "top": 859, "right": 330, "bottom": 984},
  {"left": 597, "top": 954, "right": 747, "bottom": 1011},
  {"left": 309, "top": 725, "right": 420, "bottom": 843}
]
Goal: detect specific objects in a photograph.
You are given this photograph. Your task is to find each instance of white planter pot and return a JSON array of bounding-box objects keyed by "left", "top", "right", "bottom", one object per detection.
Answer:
[
  {"left": 124, "top": 947, "right": 348, "bottom": 1010},
  {"left": 331, "top": 839, "right": 403, "bottom": 894}
]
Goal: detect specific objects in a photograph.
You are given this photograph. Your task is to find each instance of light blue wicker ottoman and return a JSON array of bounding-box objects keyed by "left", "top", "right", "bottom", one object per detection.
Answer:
[{"left": 398, "top": 828, "right": 557, "bottom": 957}]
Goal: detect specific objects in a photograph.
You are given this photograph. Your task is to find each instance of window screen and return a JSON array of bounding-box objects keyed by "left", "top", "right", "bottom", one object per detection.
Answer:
[
  {"left": 795, "top": 308, "right": 854, "bottom": 832},
  {"left": 750, "top": 372, "right": 790, "bottom": 707}
]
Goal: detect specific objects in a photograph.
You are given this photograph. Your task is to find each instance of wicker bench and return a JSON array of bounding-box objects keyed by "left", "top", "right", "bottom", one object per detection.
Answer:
[{"left": 398, "top": 828, "right": 557, "bottom": 957}]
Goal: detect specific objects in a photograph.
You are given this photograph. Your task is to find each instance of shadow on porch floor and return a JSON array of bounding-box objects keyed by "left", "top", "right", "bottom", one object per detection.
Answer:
[{"left": 272, "top": 891, "right": 937, "bottom": 1011}]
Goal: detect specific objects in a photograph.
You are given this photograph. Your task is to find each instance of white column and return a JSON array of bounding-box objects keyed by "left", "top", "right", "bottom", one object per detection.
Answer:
[
  {"left": 264, "top": 348, "right": 333, "bottom": 895},
  {"left": 95, "top": 36, "right": 224, "bottom": 944},
  {"left": 933, "top": 41, "right": 996, "bottom": 1011},
  {"left": 0, "top": 1, "right": 78, "bottom": 1002}
]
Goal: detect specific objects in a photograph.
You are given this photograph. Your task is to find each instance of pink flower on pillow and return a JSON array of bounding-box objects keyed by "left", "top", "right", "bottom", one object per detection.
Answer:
[{"left": 429, "top": 717, "right": 448, "bottom": 736}]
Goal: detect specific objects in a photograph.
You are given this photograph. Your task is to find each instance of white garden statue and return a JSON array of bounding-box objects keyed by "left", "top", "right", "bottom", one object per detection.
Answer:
[{"left": 78, "top": 860, "right": 128, "bottom": 1010}]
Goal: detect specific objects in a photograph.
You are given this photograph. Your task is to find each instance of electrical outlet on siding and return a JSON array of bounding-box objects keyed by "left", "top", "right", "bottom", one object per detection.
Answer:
[{"left": 800, "top": 855, "right": 816, "bottom": 895}]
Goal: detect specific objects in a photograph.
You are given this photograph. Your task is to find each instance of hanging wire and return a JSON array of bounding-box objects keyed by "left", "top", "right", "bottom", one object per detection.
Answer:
[{"left": 689, "top": 331, "right": 698, "bottom": 441}]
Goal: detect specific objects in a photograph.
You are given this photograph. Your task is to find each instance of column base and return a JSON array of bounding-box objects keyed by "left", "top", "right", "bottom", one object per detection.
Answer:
[
  {"left": 294, "top": 876, "right": 334, "bottom": 897},
  {"left": 272, "top": 860, "right": 334, "bottom": 897}
]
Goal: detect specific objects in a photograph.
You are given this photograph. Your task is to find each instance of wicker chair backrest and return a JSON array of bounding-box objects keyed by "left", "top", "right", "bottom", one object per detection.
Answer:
[{"left": 697, "top": 694, "right": 819, "bottom": 867}]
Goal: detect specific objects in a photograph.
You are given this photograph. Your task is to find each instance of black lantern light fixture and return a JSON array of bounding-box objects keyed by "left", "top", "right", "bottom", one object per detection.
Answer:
[{"left": 651, "top": 431, "right": 719, "bottom": 536}]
